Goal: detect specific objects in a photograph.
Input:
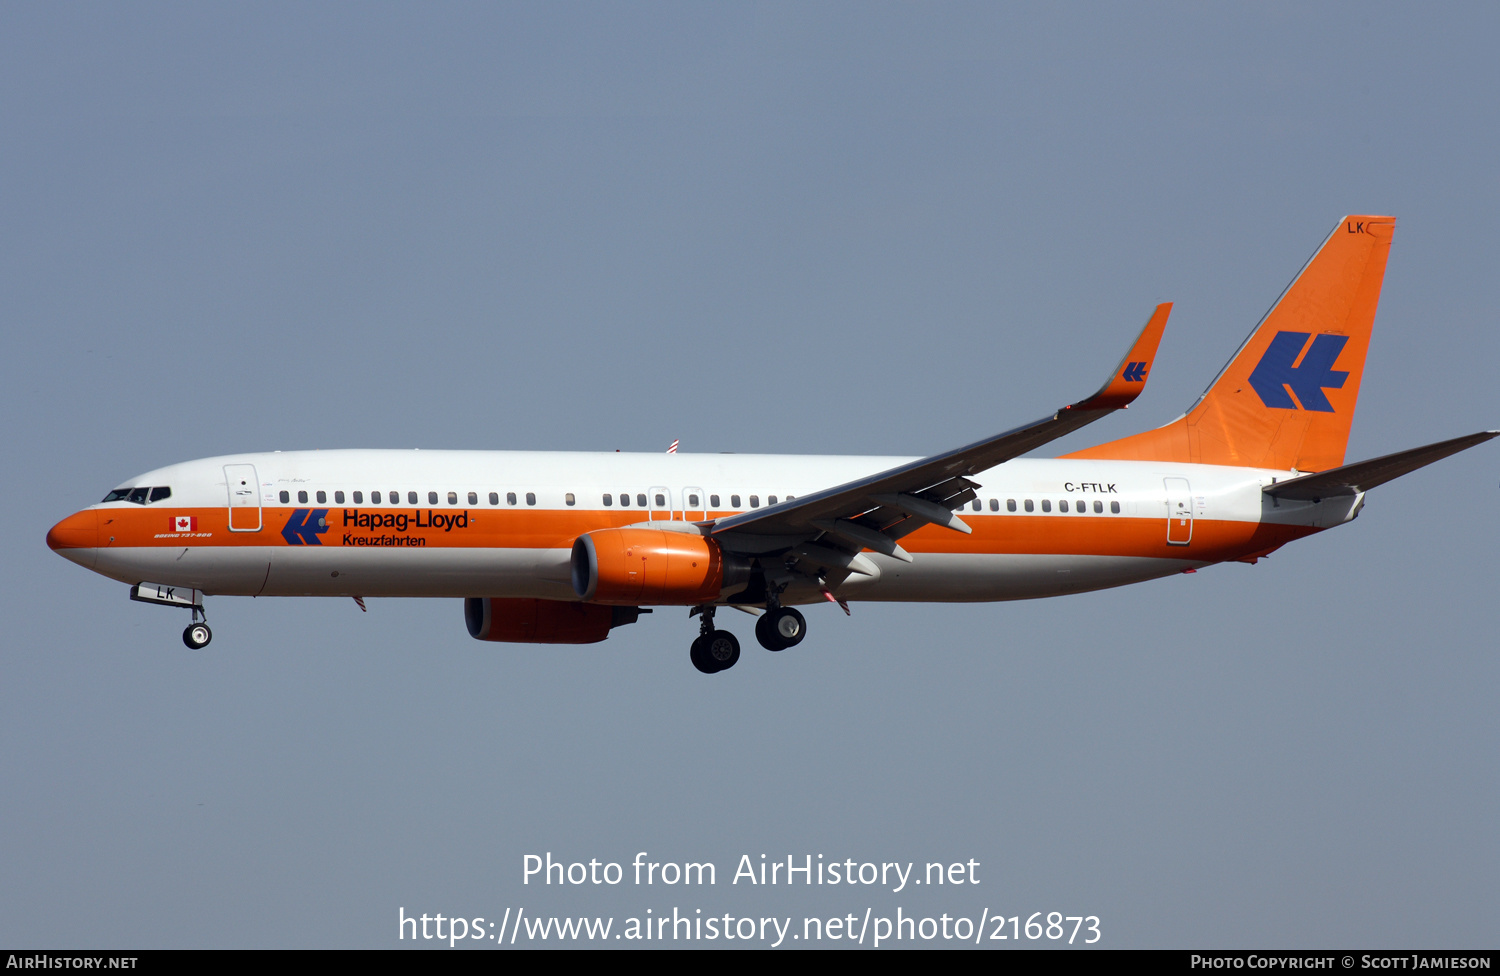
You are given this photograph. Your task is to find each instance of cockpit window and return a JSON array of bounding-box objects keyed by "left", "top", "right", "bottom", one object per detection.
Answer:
[{"left": 103, "top": 486, "right": 171, "bottom": 504}]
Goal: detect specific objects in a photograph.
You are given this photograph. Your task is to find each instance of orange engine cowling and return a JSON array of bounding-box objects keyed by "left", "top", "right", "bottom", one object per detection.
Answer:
[
  {"left": 464, "top": 597, "right": 644, "bottom": 644},
  {"left": 571, "top": 527, "right": 748, "bottom": 605}
]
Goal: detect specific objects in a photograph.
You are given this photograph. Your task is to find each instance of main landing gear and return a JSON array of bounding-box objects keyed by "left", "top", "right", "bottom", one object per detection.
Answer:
[
  {"left": 689, "top": 592, "right": 813, "bottom": 673},
  {"left": 182, "top": 606, "right": 212, "bottom": 649},
  {"left": 689, "top": 606, "right": 740, "bottom": 674},
  {"left": 755, "top": 606, "right": 806, "bottom": 651}
]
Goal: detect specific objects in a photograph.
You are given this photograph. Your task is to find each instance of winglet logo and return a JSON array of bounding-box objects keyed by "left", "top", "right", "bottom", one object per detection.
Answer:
[
  {"left": 1121, "top": 361, "right": 1148, "bottom": 383},
  {"left": 282, "top": 508, "right": 329, "bottom": 545},
  {"left": 1247, "top": 331, "right": 1350, "bottom": 412}
]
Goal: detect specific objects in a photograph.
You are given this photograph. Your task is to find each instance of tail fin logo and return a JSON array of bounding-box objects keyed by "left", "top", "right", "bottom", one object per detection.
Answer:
[
  {"left": 1247, "top": 331, "right": 1350, "bottom": 412},
  {"left": 1121, "top": 361, "right": 1148, "bottom": 383}
]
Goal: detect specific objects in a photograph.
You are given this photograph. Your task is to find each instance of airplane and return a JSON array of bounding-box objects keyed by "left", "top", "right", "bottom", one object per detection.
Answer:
[{"left": 46, "top": 215, "right": 1496, "bottom": 673}]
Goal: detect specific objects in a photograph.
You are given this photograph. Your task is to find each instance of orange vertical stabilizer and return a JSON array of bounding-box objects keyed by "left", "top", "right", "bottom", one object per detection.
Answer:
[{"left": 1064, "top": 215, "right": 1395, "bottom": 472}]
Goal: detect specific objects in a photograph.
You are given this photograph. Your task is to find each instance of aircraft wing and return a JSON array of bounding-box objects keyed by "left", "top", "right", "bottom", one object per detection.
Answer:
[
  {"left": 709, "top": 304, "right": 1171, "bottom": 562},
  {"left": 1264, "top": 430, "right": 1499, "bottom": 501}
]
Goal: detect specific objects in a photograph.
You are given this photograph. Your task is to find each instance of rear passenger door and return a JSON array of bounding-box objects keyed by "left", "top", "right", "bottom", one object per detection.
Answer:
[{"left": 1164, "top": 477, "right": 1192, "bottom": 545}]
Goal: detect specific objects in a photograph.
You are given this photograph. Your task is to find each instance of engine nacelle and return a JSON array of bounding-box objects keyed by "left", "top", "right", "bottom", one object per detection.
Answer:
[
  {"left": 464, "top": 597, "right": 643, "bottom": 644},
  {"left": 571, "top": 527, "right": 749, "bottom": 605}
]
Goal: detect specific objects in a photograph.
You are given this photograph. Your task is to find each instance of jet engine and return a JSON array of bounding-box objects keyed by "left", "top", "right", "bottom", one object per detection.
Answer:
[
  {"left": 571, "top": 527, "right": 751, "bottom": 605},
  {"left": 464, "top": 597, "right": 644, "bottom": 644}
]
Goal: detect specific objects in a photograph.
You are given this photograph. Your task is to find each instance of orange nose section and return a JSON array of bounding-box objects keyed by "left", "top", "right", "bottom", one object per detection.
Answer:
[{"left": 48, "top": 509, "right": 98, "bottom": 558}]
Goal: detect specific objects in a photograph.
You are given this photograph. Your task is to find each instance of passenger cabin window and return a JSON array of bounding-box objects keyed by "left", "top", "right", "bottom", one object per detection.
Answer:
[
  {"left": 489, "top": 492, "right": 499, "bottom": 505},
  {"left": 972, "top": 499, "right": 981, "bottom": 511},
  {"left": 618, "top": 493, "right": 629, "bottom": 507},
  {"left": 279, "top": 490, "right": 290, "bottom": 503},
  {"left": 768, "top": 495, "right": 778, "bottom": 505},
  {"left": 297, "top": 490, "right": 308, "bottom": 503},
  {"left": 989, "top": 498, "right": 999, "bottom": 511},
  {"left": 1110, "top": 501, "right": 1121, "bottom": 514},
  {"left": 654, "top": 493, "right": 665, "bottom": 507},
  {"left": 526, "top": 492, "right": 536, "bottom": 506},
  {"left": 407, "top": 491, "right": 418, "bottom": 505},
  {"left": 1024, "top": 499, "right": 1034, "bottom": 513},
  {"left": 316, "top": 490, "right": 326, "bottom": 504},
  {"left": 149, "top": 487, "right": 171, "bottom": 502},
  {"left": 635, "top": 494, "right": 646, "bottom": 507},
  {"left": 1060, "top": 500, "right": 1069, "bottom": 512},
  {"left": 1041, "top": 499, "right": 1051, "bottom": 512},
  {"left": 335, "top": 491, "right": 345, "bottom": 504},
  {"left": 731, "top": 495, "right": 741, "bottom": 508},
  {"left": 710, "top": 495, "right": 720, "bottom": 507},
  {"left": 688, "top": 494, "right": 700, "bottom": 507},
  {"left": 603, "top": 494, "right": 613, "bottom": 506},
  {"left": 565, "top": 493, "right": 575, "bottom": 506},
  {"left": 428, "top": 491, "right": 439, "bottom": 504},
  {"left": 352, "top": 491, "right": 363, "bottom": 504},
  {"left": 749, "top": 495, "right": 760, "bottom": 508},
  {"left": 467, "top": 492, "right": 477, "bottom": 505},
  {"left": 1007, "top": 499, "right": 1017, "bottom": 512},
  {"left": 507, "top": 492, "right": 517, "bottom": 506},
  {"left": 1094, "top": 501, "right": 1103, "bottom": 513},
  {"left": 370, "top": 490, "right": 380, "bottom": 503}
]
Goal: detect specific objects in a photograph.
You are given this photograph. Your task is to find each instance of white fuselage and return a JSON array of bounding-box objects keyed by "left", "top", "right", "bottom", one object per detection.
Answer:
[{"left": 53, "top": 450, "right": 1354, "bottom": 606}]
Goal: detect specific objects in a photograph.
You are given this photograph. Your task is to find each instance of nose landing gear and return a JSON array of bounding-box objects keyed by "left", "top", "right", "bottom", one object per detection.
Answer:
[
  {"left": 130, "top": 583, "right": 213, "bottom": 649},
  {"left": 182, "top": 605, "right": 212, "bottom": 649}
]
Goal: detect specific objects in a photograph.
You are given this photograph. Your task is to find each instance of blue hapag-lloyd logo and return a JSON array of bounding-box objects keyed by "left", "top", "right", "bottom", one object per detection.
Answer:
[
  {"left": 1247, "top": 331, "right": 1350, "bottom": 412},
  {"left": 1121, "top": 361, "right": 1148, "bottom": 383},
  {"left": 282, "top": 508, "right": 329, "bottom": 545}
]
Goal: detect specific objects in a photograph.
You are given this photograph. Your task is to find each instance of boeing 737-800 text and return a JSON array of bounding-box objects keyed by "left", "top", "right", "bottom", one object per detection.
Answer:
[{"left": 47, "top": 216, "right": 1496, "bottom": 672}]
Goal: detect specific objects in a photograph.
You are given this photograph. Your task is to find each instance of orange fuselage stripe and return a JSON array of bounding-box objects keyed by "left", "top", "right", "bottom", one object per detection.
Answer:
[{"left": 82, "top": 506, "right": 1313, "bottom": 563}]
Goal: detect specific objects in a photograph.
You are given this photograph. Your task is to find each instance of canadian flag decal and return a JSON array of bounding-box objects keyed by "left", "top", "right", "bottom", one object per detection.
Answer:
[{"left": 173, "top": 515, "right": 197, "bottom": 533}]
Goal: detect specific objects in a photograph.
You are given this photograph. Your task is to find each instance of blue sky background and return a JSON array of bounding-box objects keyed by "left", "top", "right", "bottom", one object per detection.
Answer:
[{"left": 3, "top": 3, "right": 1497, "bottom": 948}]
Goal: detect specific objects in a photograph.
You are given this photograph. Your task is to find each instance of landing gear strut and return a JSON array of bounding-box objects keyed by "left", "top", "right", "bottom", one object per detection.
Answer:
[
  {"left": 689, "top": 606, "right": 740, "bottom": 674},
  {"left": 182, "top": 605, "right": 212, "bottom": 649}
]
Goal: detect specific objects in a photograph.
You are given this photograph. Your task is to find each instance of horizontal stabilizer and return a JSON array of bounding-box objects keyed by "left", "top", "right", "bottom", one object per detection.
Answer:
[{"left": 1264, "top": 430, "right": 1498, "bottom": 500}]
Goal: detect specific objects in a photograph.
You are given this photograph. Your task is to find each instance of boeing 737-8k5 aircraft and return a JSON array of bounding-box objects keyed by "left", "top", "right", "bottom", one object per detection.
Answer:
[{"left": 47, "top": 216, "right": 1497, "bottom": 673}]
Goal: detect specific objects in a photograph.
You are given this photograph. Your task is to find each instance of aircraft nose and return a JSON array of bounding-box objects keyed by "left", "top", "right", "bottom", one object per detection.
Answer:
[{"left": 47, "top": 509, "right": 99, "bottom": 569}]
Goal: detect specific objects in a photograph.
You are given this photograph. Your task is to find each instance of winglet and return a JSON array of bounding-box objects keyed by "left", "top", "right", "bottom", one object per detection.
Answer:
[{"left": 1069, "top": 302, "right": 1171, "bottom": 412}]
